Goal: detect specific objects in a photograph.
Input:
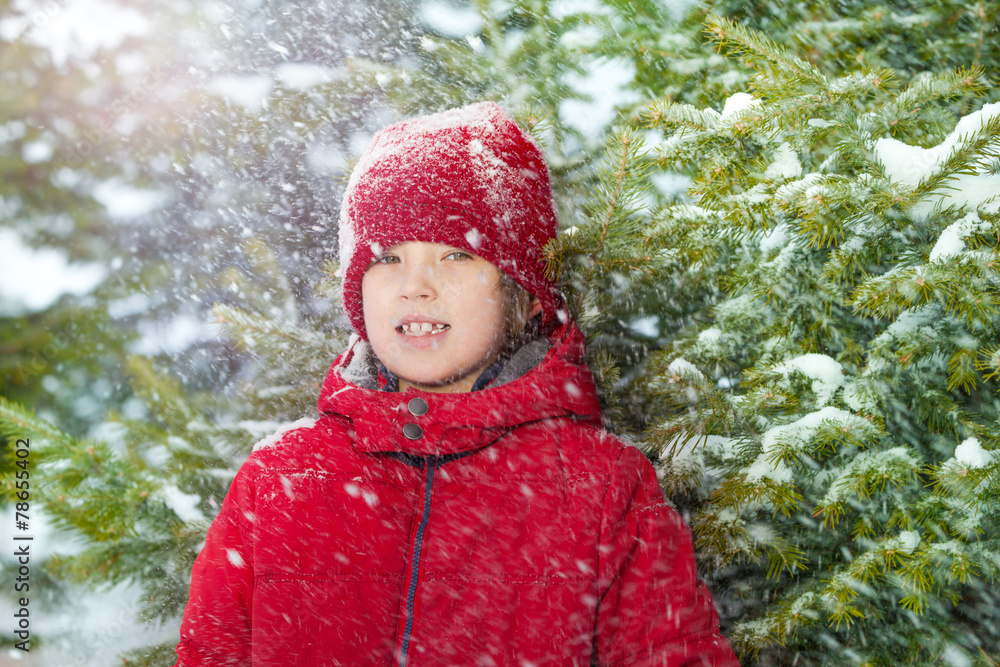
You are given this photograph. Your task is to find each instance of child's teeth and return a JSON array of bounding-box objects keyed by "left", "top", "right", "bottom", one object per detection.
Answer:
[{"left": 400, "top": 322, "right": 448, "bottom": 335}]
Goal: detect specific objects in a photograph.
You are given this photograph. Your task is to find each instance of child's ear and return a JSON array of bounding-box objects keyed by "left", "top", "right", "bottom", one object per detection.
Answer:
[{"left": 528, "top": 297, "right": 542, "bottom": 319}]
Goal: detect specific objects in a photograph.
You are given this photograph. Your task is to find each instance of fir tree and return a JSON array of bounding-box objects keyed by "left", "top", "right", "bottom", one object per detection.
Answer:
[
  {"left": 0, "top": 6, "right": 140, "bottom": 432},
  {"left": 0, "top": 242, "right": 347, "bottom": 665},
  {"left": 641, "top": 16, "right": 1000, "bottom": 665},
  {"left": 2, "top": 0, "right": 419, "bottom": 656}
]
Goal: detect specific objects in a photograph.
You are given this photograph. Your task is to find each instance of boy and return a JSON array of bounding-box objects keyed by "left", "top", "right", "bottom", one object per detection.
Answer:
[{"left": 174, "top": 102, "right": 738, "bottom": 666}]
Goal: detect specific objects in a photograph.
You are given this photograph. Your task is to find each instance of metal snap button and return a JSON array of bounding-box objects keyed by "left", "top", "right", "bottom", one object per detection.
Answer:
[
  {"left": 402, "top": 423, "right": 423, "bottom": 440},
  {"left": 407, "top": 397, "right": 429, "bottom": 416}
]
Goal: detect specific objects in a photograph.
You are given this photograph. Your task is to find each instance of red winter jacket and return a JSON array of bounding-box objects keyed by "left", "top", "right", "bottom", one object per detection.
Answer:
[{"left": 174, "top": 319, "right": 738, "bottom": 666}]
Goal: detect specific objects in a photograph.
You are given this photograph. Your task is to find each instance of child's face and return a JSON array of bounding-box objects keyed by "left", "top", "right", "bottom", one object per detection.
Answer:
[{"left": 361, "top": 241, "right": 510, "bottom": 393}]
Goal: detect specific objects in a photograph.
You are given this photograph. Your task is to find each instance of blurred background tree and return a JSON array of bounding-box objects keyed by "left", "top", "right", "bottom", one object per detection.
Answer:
[{"left": 0, "top": 0, "right": 422, "bottom": 661}]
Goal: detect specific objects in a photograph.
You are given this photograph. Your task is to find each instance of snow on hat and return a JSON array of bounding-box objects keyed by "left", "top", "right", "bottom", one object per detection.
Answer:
[{"left": 338, "top": 101, "right": 560, "bottom": 339}]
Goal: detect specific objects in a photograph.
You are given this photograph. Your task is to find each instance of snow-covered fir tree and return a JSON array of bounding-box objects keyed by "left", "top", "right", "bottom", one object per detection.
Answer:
[{"left": 641, "top": 15, "right": 999, "bottom": 665}]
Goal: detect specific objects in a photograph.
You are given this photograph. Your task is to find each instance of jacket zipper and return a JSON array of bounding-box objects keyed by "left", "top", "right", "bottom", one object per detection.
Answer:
[{"left": 399, "top": 457, "right": 436, "bottom": 666}]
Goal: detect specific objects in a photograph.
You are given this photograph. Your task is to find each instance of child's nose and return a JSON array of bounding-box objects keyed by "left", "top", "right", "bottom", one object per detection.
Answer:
[{"left": 398, "top": 263, "right": 437, "bottom": 301}]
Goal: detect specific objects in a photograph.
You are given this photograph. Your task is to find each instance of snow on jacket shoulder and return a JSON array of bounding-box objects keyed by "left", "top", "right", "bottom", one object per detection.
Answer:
[{"left": 174, "top": 319, "right": 738, "bottom": 667}]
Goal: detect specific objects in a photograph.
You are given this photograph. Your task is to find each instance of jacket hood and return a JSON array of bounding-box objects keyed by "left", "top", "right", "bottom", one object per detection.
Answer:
[{"left": 317, "top": 318, "right": 602, "bottom": 457}]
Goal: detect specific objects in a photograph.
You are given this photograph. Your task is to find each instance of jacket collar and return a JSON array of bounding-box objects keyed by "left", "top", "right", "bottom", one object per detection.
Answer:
[{"left": 317, "top": 319, "right": 602, "bottom": 457}]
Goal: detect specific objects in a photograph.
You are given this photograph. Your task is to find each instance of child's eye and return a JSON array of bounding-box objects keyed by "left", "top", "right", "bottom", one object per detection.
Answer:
[
  {"left": 373, "top": 255, "right": 400, "bottom": 265},
  {"left": 445, "top": 251, "right": 472, "bottom": 261}
]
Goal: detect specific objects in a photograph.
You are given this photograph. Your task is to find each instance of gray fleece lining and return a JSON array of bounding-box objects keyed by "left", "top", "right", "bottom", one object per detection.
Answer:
[
  {"left": 348, "top": 342, "right": 382, "bottom": 391},
  {"left": 490, "top": 337, "right": 551, "bottom": 388}
]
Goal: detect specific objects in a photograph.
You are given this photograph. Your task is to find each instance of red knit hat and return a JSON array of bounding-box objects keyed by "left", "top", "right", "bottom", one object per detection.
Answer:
[{"left": 338, "top": 101, "right": 561, "bottom": 339}]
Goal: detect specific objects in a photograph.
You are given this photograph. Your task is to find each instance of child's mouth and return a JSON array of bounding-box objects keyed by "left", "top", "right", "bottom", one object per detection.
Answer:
[{"left": 397, "top": 322, "right": 450, "bottom": 336}]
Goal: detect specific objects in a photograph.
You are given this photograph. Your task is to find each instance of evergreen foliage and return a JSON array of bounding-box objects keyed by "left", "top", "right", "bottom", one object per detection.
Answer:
[
  {"left": 546, "top": 127, "right": 661, "bottom": 417},
  {"left": 631, "top": 0, "right": 1000, "bottom": 107},
  {"left": 0, "top": 244, "right": 346, "bottom": 665},
  {"left": 641, "top": 15, "right": 1000, "bottom": 664},
  {"left": 0, "top": 14, "right": 137, "bottom": 433}
]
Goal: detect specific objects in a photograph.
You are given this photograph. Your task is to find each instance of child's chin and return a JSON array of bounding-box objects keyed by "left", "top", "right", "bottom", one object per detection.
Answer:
[{"left": 398, "top": 369, "right": 475, "bottom": 393}]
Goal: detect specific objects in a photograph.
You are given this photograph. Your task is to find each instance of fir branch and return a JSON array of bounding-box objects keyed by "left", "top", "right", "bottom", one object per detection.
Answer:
[
  {"left": 947, "top": 347, "right": 979, "bottom": 392},
  {"left": 242, "top": 237, "right": 297, "bottom": 317},
  {"left": 822, "top": 571, "right": 868, "bottom": 629},
  {"left": 714, "top": 476, "right": 803, "bottom": 517},
  {"left": 913, "top": 113, "right": 1000, "bottom": 200},
  {"left": 825, "top": 68, "right": 897, "bottom": 100},
  {"left": 212, "top": 303, "right": 331, "bottom": 353},
  {"left": 315, "top": 259, "right": 343, "bottom": 303},
  {"left": 645, "top": 99, "right": 720, "bottom": 132},
  {"left": 120, "top": 642, "right": 184, "bottom": 667},
  {"left": 874, "top": 68, "right": 987, "bottom": 137},
  {"left": 630, "top": 3, "right": 1000, "bottom": 660},
  {"left": 932, "top": 455, "right": 1000, "bottom": 512},
  {"left": 814, "top": 447, "right": 922, "bottom": 526},
  {"left": 704, "top": 15, "right": 827, "bottom": 94},
  {"left": 594, "top": 129, "right": 645, "bottom": 250},
  {"left": 0, "top": 396, "right": 76, "bottom": 450},
  {"left": 124, "top": 356, "right": 197, "bottom": 428},
  {"left": 553, "top": 127, "right": 655, "bottom": 330},
  {"left": 976, "top": 344, "right": 1000, "bottom": 382},
  {"left": 692, "top": 508, "right": 752, "bottom": 570},
  {"left": 763, "top": 538, "right": 808, "bottom": 579}
]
